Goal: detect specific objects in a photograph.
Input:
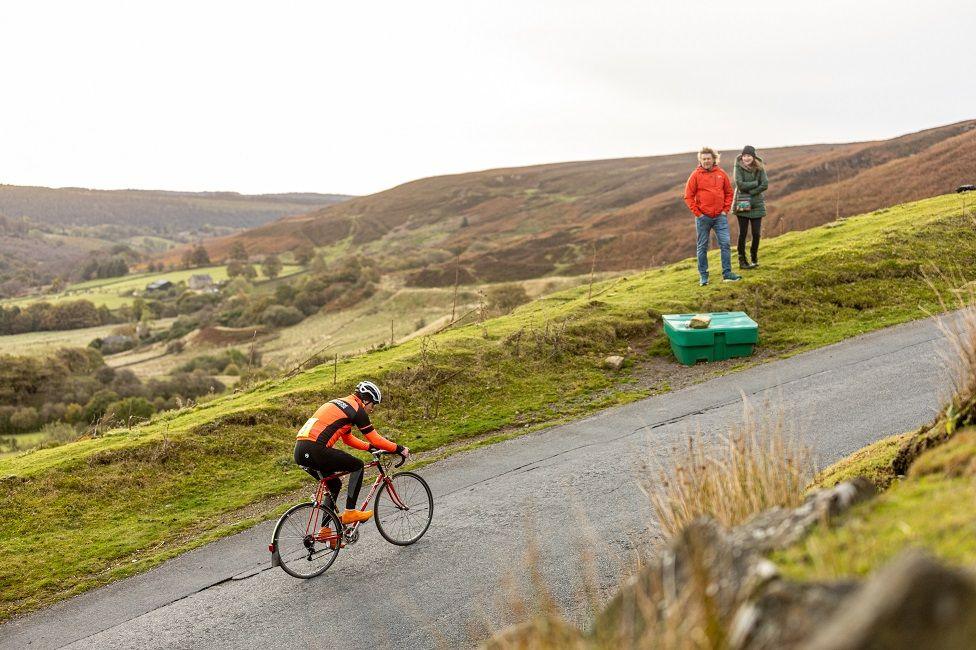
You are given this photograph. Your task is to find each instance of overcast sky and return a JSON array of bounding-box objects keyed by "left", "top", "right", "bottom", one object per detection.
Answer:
[{"left": 2, "top": 1, "right": 973, "bottom": 196}]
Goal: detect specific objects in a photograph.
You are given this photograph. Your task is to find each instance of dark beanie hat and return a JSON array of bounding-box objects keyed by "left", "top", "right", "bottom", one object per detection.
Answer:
[{"left": 741, "top": 145, "right": 757, "bottom": 157}]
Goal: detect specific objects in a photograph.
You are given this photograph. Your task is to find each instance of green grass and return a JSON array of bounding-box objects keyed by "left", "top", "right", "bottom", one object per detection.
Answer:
[
  {"left": 1, "top": 264, "right": 303, "bottom": 310},
  {"left": 2, "top": 193, "right": 976, "bottom": 620},
  {"left": 773, "top": 428, "right": 976, "bottom": 581},
  {"left": 812, "top": 431, "right": 915, "bottom": 490},
  {"left": 0, "top": 432, "right": 47, "bottom": 457}
]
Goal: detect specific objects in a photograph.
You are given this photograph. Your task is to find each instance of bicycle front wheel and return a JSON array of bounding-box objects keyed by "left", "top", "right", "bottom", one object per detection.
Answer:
[
  {"left": 374, "top": 471, "right": 433, "bottom": 545},
  {"left": 272, "top": 502, "right": 342, "bottom": 579}
]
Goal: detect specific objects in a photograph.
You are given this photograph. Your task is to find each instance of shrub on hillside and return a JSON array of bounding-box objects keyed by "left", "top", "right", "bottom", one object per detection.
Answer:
[
  {"left": 9, "top": 407, "right": 40, "bottom": 433},
  {"left": 38, "top": 421, "right": 79, "bottom": 448},
  {"left": 94, "top": 365, "right": 116, "bottom": 384},
  {"left": 109, "top": 369, "right": 145, "bottom": 398},
  {"left": 261, "top": 305, "right": 304, "bottom": 328},
  {"left": 84, "top": 389, "right": 120, "bottom": 424},
  {"left": 486, "top": 283, "right": 530, "bottom": 315},
  {"left": 262, "top": 253, "right": 283, "bottom": 279},
  {"left": 146, "top": 371, "right": 224, "bottom": 400},
  {"left": 178, "top": 349, "right": 250, "bottom": 375},
  {"left": 165, "top": 339, "right": 186, "bottom": 354},
  {"left": 274, "top": 284, "right": 296, "bottom": 304},
  {"left": 64, "top": 403, "right": 85, "bottom": 424},
  {"left": 294, "top": 288, "right": 327, "bottom": 315},
  {"left": 104, "top": 397, "right": 155, "bottom": 426},
  {"left": 292, "top": 241, "right": 315, "bottom": 266},
  {"left": 176, "top": 291, "right": 219, "bottom": 315},
  {"left": 39, "top": 402, "right": 67, "bottom": 423},
  {"left": 90, "top": 334, "right": 136, "bottom": 355}
]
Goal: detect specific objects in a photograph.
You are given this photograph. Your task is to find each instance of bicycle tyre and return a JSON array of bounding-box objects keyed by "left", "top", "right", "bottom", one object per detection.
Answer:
[
  {"left": 374, "top": 471, "right": 433, "bottom": 546},
  {"left": 272, "top": 502, "right": 342, "bottom": 579}
]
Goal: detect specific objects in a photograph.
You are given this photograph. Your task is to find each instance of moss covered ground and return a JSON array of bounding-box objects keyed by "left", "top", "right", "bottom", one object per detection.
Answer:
[{"left": 2, "top": 193, "right": 975, "bottom": 620}]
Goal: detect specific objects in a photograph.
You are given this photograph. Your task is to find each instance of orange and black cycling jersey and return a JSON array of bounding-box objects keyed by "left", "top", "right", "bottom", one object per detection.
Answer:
[{"left": 296, "top": 393, "right": 398, "bottom": 453}]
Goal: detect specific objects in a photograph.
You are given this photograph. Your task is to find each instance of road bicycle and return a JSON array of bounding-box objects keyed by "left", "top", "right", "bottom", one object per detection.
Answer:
[{"left": 269, "top": 450, "right": 433, "bottom": 578}]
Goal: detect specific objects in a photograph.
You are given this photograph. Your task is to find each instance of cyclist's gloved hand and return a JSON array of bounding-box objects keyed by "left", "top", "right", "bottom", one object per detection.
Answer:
[{"left": 395, "top": 444, "right": 410, "bottom": 460}]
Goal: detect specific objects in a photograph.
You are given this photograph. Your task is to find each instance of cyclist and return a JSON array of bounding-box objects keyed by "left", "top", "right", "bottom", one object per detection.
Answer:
[{"left": 294, "top": 380, "right": 409, "bottom": 526}]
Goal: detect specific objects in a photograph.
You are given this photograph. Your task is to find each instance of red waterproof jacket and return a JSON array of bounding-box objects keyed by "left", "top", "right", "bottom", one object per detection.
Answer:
[{"left": 683, "top": 165, "right": 733, "bottom": 217}]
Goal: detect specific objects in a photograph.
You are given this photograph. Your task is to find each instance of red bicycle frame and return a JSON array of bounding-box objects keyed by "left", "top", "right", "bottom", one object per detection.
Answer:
[{"left": 303, "top": 454, "right": 410, "bottom": 541}]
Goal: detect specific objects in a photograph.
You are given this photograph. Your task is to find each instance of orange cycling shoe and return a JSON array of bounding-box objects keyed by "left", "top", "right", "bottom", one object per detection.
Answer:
[
  {"left": 314, "top": 526, "right": 339, "bottom": 549},
  {"left": 340, "top": 509, "right": 373, "bottom": 525}
]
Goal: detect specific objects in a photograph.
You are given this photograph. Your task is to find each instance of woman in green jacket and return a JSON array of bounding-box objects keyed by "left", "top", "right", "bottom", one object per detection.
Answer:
[{"left": 732, "top": 145, "right": 768, "bottom": 269}]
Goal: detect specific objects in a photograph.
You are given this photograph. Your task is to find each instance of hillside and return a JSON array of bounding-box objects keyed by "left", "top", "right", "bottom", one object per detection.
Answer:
[
  {"left": 0, "top": 187, "right": 350, "bottom": 294},
  {"left": 164, "top": 120, "right": 976, "bottom": 285},
  {"left": 2, "top": 193, "right": 975, "bottom": 619},
  {"left": 0, "top": 186, "right": 350, "bottom": 230}
]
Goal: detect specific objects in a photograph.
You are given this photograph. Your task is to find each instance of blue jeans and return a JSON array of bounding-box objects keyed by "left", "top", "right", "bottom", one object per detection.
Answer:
[{"left": 695, "top": 214, "right": 732, "bottom": 279}]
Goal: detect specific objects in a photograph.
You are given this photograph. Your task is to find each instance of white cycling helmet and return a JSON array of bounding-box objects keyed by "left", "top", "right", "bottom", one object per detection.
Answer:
[{"left": 355, "top": 380, "right": 382, "bottom": 404}]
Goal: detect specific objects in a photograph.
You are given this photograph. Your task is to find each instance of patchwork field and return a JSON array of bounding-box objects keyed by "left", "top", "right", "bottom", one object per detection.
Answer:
[{"left": 1, "top": 264, "right": 303, "bottom": 310}]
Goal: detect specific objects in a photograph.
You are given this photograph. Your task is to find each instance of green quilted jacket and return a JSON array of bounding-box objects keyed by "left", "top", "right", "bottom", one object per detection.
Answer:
[{"left": 732, "top": 155, "right": 768, "bottom": 218}]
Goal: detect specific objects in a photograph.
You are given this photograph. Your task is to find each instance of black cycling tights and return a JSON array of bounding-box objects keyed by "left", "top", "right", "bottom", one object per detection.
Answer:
[
  {"left": 737, "top": 216, "right": 762, "bottom": 263},
  {"left": 294, "top": 440, "right": 364, "bottom": 510}
]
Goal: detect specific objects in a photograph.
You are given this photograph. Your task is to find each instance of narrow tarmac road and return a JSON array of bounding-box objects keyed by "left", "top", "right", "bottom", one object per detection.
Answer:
[{"left": 1, "top": 315, "right": 953, "bottom": 649}]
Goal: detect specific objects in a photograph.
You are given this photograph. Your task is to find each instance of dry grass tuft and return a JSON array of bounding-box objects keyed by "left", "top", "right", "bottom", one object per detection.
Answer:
[
  {"left": 647, "top": 398, "right": 815, "bottom": 539},
  {"left": 933, "top": 281, "right": 976, "bottom": 433}
]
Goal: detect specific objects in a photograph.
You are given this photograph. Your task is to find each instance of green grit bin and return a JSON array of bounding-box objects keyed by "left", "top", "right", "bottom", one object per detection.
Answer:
[{"left": 662, "top": 311, "right": 759, "bottom": 366}]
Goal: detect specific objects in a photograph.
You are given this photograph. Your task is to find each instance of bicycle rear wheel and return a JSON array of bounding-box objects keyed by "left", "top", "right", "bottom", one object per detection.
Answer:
[
  {"left": 272, "top": 502, "right": 342, "bottom": 578},
  {"left": 374, "top": 471, "right": 433, "bottom": 545}
]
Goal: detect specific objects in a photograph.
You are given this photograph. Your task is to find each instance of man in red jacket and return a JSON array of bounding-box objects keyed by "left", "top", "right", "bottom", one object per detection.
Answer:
[{"left": 683, "top": 147, "right": 741, "bottom": 285}]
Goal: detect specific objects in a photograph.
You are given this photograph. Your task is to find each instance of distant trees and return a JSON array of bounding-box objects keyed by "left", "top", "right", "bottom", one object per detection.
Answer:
[
  {"left": 0, "top": 345, "right": 235, "bottom": 435},
  {"left": 191, "top": 244, "right": 211, "bottom": 267},
  {"left": 226, "top": 259, "right": 246, "bottom": 278},
  {"left": 0, "top": 215, "right": 30, "bottom": 237},
  {"left": 262, "top": 253, "right": 283, "bottom": 279},
  {"left": 183, "top": 244, "right": 211, "bottom": 269},
  {"left": 293, "top": 241, "right": 315, "bottom": 266},
  {"left": 80, "top": 255, "right": 129, "bottom": 281},
  {"left": 228, "top": 241, "right": 248, "bottom": 262},
  {"left": 0, "top": 300, "right": 114, "bottom": 335},
  {"left": 226, "top": 243, "right": 256, "bottom": 278}
]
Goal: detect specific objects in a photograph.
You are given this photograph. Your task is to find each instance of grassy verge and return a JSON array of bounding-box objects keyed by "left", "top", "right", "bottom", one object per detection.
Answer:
[
  {"left": 2, "top": 193, "right": 976, "bottom": 620},
  {"left": 773, "top": 427, "right": 976, "bottom": 581},
  {"left": 811, "top": 430, "right": 916, "bottom": 490}
]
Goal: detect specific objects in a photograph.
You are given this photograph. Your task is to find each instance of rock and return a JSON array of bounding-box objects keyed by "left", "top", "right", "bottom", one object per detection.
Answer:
[
  {"left": 603, "top": 355, "right": 625, "bottom": 371},
  {"left": 805, "top": 551, "right": 976, "bottom": 650},
  {"left": 729, "top": 579, "right": 859, "bottom": 649},
  {"left": 730, "top": 478, "right": 876, "bottom": 553},
  {"left": 591, "top": 482, "right": 879, "bottom": 647},
  {"left": 592, "top": 518, "right": 772, "bottom": 646},
  {"left": 689, "top": 314, "right": 712, "bottom": 329}
]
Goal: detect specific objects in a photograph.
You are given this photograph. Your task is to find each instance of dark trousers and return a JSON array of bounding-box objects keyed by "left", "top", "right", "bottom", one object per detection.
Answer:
[
  {"left": 737, "top": 216, "right": 762, "bottom": 263},
  {"left": 294, "top": 440, "right": 364, "bottom": 510}
]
